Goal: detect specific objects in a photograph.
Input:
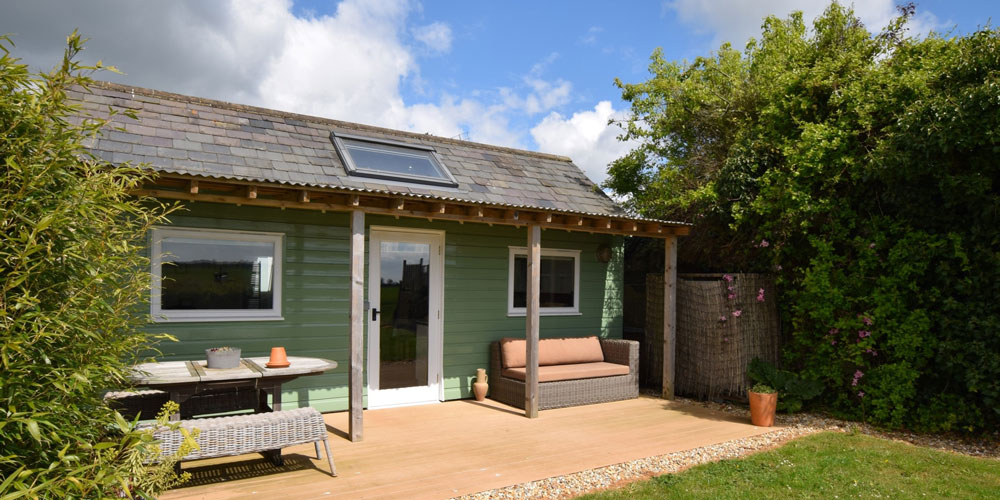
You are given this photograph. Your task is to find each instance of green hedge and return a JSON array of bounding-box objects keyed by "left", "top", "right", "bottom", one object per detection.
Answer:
[{"left": 608, "top": 4, "right": 1000, "bottom": 432}]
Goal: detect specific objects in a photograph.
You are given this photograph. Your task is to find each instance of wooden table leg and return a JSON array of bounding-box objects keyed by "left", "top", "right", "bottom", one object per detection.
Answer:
[
  {"left": 258, "top": 387, "right": 270, "bottom": 413},
  {"left": 272, "top": 383, "right": 282, "bottom": 412},
  {"left": 169, "top": 390, "right": 182, "bottom": 421},
  {"left": 258, "top": 382, "right": 284, "bottom": 466},
  {"left": 257, "top": 382, "right": 282, "bottom": 412},
  {"left": 168, "top": 389, "right": 196, "bottom": 421},
  {"left": 263, "top": 449, "right": 284, "bottom": 466}
]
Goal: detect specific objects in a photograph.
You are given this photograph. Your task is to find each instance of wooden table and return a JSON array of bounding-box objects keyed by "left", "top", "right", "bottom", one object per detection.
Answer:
[
  {"left": 128, "top": 356, "right": 336, "bottom": 467},
  {"left": 129, "top": 356, "right": 337, "bottom": 420}
]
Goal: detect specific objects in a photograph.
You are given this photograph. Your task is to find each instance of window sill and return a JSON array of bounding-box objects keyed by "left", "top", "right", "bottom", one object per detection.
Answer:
[
  {"left": 507, "top": 311, "right": 582, "bottom": 317},
  {"left": 150, "top": 315, "right": 285, "bottom": 323}
]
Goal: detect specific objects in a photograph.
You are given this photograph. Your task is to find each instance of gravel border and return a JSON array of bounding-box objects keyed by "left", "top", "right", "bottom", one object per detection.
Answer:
[{"left": 453, "top": 396, "right": 1000, "bottom": 500}]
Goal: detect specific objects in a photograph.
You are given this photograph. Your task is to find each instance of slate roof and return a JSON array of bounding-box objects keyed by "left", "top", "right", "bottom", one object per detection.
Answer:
[{"left": 69, "top": 82, "right": 634, "bottom": 218}]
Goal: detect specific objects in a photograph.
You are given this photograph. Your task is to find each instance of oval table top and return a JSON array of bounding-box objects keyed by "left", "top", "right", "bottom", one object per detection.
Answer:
[{"left": 128, "top": 356, "right": 338, "bottom": 386}]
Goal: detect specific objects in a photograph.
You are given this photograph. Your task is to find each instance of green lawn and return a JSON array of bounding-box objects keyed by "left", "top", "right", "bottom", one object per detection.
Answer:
[{"left": 578, "top": 432, "right": 1000, "bottom": 500}]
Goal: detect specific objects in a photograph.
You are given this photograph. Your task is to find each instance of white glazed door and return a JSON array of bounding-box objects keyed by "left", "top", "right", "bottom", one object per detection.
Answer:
[{"left": 367, "top": 228, "right": 444, "bottom": 408}]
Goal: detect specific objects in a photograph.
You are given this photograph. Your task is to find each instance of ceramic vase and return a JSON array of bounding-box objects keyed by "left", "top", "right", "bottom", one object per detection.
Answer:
[{"left": 473, "top": 368, "right": 488, "bottom": 401}]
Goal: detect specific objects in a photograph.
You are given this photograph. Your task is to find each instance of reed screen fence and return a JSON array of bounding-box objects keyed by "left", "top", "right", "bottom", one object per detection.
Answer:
[{"left": 645, "top": 273, "right": 781, "bottom": 399}]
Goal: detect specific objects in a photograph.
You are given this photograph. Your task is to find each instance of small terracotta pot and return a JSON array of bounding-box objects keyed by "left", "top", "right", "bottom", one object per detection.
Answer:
[
  {"left": 748, "top": 391, "right": 777, "bottom": 427},
  {"left": 267, "top": 347, "right": 290, "bottom": 368}
]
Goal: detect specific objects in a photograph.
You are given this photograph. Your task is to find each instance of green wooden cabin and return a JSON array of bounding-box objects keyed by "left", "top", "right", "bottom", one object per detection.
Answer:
[{"left": 74, "top": 82, "right": 688, "bottom": 439}]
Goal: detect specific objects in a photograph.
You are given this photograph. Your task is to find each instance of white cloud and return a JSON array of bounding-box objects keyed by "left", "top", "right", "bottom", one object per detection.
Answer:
[
  {"left": 256, "top": 0, "right": 416, "bottom": 126},
  {"left": 0, "top": 0, "right": 584, "bottom": 151},
  {"left": 499, "top": 78, "right": 573, "bottom": 116},
  {"left": 530, "top": 101, "right": 637, "bottom": 185},
  {"left": 579, "top": 26, "right": 603, "bottom": 45},
  {"left": 412, "top": 21, "right": 453, "bottom": 53},
  {"left": 668, "top": 0, "right": 943, "bottom": 49},
  {"left": 1, "top": 0, "right": 652, "bottom": 182}
]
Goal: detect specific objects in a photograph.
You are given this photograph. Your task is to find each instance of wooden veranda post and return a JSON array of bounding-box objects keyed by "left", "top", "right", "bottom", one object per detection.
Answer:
[
  {"left": 349, "top": 210, "right": 365, "bottom": 441},
  {"left": 662, "top": 236, "right": 678, "bottom": 400},
  {"left": 525, "top": 224, "right": 541, "bottom": 418}
]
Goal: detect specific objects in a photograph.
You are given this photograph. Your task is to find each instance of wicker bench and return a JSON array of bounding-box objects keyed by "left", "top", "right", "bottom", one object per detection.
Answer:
[
  {"left": 489, "top": 337, "right": 639, "bottom": 410},
  {"left": 142, "top": 407, "right": 336, "bottom": 476}
]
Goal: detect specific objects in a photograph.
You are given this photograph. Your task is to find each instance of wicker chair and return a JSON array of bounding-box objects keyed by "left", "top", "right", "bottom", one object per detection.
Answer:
[
  {"left": 142, "top": 407, "right": 336, "bottom": 477},
  {"left": 489, "top": 338, "right": 639, "bottom": 410}
]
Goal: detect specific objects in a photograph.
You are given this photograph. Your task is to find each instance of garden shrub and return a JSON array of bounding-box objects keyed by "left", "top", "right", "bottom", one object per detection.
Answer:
[
  {"left": 747, "top": 358, "right": 822, "bottom": 413},
  {"left": 608, "top": 3, "right": 1000, "bottom": 432},
  {"left": 0, "top": 33, "right": 182, "bottom": 497}
]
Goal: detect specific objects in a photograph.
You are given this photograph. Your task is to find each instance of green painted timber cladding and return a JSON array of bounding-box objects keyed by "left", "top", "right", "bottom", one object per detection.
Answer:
[{"left": 148, "top": 202, "right": 623, "bottom": 412}]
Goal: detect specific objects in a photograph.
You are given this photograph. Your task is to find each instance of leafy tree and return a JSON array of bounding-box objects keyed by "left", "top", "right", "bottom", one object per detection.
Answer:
[
  {"left": 0, "top": 33, "right": 182, "bottom": 497},
  {"left": 609, "top": 3, "right": 1000, "bottom": 432}
]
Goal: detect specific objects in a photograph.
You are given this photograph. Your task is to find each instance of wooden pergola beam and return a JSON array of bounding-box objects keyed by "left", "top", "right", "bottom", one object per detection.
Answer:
[
  {"left": 135, "top": 177, "right": 691, "bottom": 237},
  {"left": 593, "top": 218, "right": 612, "bottom": 230}
]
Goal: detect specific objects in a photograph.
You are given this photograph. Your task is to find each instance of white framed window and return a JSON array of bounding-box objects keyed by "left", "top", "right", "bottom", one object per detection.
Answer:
[
  {"left": 507, "top": 247, "right": 581, "bottom": 316},
  {"left": 150, "top": 227, "right": 284, "bottom": 322}
]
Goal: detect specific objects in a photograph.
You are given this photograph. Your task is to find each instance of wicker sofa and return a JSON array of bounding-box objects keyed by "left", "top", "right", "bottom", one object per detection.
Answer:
[{"left": 489, "top": 336, "right": 639, "bottom": 410}]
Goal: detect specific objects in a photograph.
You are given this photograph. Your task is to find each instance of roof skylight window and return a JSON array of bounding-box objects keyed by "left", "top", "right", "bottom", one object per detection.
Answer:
[{"left": 331, "top": 132, "right": 458, "bottom": 187}]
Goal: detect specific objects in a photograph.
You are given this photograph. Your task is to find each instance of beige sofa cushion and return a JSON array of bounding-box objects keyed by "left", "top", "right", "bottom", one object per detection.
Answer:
[
  {"left": 539, "top": 336, "right": 604, "bottom": 365},
  {"left": 502, "top": 362, "right": 630, "bottom": 382},
  {"left": 500, "top": 338, "right": 526, "bottom": 369},
  {"left": 500, "top": 336, "right": 605, "bottom": 369}
]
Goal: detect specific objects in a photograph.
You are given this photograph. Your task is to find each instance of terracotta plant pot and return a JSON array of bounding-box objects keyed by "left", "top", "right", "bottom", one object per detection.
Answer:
[
  {"left": 472, "top": 368, "right": 488, "bottom": 401},
  {"left": 267, "top": 347, "right": 290, "bottom": 368},
  {"left": 748, "top": 390, "right": 778, "bottom": 427}
]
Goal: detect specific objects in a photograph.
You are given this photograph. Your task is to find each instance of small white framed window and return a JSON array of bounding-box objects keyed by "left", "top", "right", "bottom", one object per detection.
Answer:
[
  {"left": 507, "top": 247, "right": 581, "bottom": 316},
  {"left": 151, "top": 227, "right": 284, "bottom": 322}
]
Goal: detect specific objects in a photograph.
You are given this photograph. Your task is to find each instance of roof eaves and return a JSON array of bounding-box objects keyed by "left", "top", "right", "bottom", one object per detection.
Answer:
[{"left": 156, "top": 170, "right": 690, "bottom": 227}]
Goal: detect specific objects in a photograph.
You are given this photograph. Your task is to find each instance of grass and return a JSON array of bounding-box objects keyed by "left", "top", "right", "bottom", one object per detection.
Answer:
[{"left": 578, "top": 431, "right": 1000, "bottom": 499}]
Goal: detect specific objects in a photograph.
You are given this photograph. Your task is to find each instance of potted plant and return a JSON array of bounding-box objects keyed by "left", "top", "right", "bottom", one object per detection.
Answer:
[
  {"left": 205, "top": 346, "right": 241, "bottom": 369},
  {"left": 748, "top": 383, "right": 778, "bottom": 427}
]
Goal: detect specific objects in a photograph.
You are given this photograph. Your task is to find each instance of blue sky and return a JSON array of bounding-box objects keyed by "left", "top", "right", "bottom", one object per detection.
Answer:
[{"left": 1, "top": 0, "right": 996, "bottom": 183}]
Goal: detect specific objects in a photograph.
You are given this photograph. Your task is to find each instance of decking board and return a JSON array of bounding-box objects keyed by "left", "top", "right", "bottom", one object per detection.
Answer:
[{"left": 161, "top": 396, "right": 775, "bottom": 500}]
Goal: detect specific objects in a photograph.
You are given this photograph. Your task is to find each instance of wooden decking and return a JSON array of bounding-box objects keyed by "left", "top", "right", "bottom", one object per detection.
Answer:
[{"left": 161, "top": 396, "right": 775, "bottom": 500}]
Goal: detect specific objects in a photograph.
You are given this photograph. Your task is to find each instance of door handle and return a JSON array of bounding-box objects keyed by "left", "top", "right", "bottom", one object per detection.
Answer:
[{"left": 371, "top": 307, "right": 379, "bottom": 321}]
